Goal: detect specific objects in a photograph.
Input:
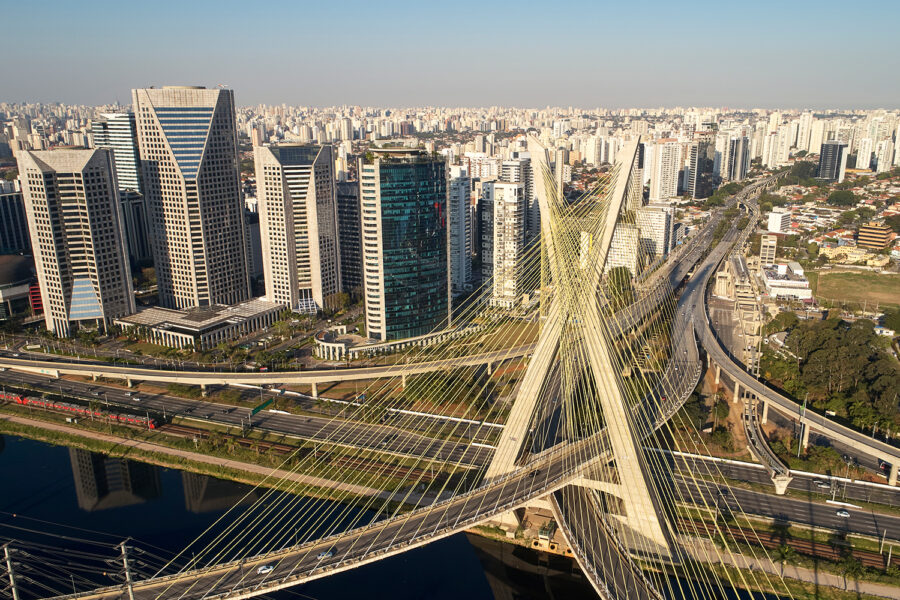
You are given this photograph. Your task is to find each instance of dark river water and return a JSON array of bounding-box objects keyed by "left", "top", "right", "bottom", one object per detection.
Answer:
[{"left": 0, "top": 436, "right": 776, "bottom": 599}]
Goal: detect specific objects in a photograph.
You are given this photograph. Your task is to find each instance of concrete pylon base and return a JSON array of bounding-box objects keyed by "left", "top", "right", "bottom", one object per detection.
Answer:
[
  {"left": 606, "top": 514, "right": 681, "bottom": 565},
  {"left": 772, "top": 473, "right": 793, "bottom": 495}
]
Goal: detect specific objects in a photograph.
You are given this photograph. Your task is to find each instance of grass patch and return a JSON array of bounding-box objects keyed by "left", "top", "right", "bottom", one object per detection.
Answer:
[{"left": 813, "top": 270, "right": 900, "bottom": 308}]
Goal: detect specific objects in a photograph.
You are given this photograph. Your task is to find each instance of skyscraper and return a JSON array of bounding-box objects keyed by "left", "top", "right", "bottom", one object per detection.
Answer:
[
  {"left": 637, "top": 204, "right": 674, "bottom": 258},
  {"left": 255, "top": 144, "right": 341, "bottom": 313},
  {"left": 358, "top": 149, "right": 449, "bottom": 341},
  {"left": 500, "top": 154, "right": 537, "bottom": 239},
  {"left": 336, "top": 181, "right": 363, "bottom": 297},
  {"left": 482, "top": 181, "right": 526, "bottom": 307},
  {"left": 855, "top": 137, "right": 874, "bottom": 170},
  {"left": 0, "top": 188, "right": 29, "bottom": 255},
  {"left": 727, "top": 136, "right": 750, "bottom": 181},
  {"left": 817, "top": 140, "right": 848, "bottom": 183},
  {"left": 92, "top": 112, "right": 151, "bottom": 264},
  {"left": 686, "top": 137, "right": 715, "bottom": 199},
  {"left": 132, "top": 86, "right": 250, "bottom": 309},
  {"left": 605, "top": 223, "right": 641, "bottom": 276},
  {"left": 448, "top": 166, "right": 472, "bottom": 295},
  {"left": 649, "top": 140, "right": 681, "bottom": 202},
  {"left": 18, "top": 149, "right": 135, "bottom": 337},
  {"left": 875, "top": 140, "right": 895, "bottom": 173}
]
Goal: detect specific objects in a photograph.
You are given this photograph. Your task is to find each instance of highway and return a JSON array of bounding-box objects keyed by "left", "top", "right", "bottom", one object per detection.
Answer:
[
  {"left": 0, "top": 369, "right": 494, "bottom": 467},
  {"left": 677, "top": 476, "right": 900, "bottom": 542},
  {"left": 692, "top": 212, "right": 900, "bottom": 482},
  {"left": 666, "top": 452, "right": 900, "bottom": 508}
]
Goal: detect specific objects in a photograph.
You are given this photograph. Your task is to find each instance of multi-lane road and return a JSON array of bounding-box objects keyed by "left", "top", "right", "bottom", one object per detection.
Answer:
[{"left": 0, "top": 368, "right": 495, "bottom": 468}]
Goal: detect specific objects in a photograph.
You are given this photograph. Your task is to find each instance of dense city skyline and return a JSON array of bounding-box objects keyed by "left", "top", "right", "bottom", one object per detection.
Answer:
[
  {"left": 2, "top": 0, "right": 899, "bottom": 109},
  {"left": 2, "top": 3, "right": 900, "bottom": 598}
]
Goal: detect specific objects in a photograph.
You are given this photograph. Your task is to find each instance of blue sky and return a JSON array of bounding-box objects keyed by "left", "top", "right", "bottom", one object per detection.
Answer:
[{"left": 1, "top": 0, "right": 898, "bottom": 108}]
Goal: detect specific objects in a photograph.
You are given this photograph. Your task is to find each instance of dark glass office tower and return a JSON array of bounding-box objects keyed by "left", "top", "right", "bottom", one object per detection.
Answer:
[
  {"left": 358, "top": 149, "right": 449, "bottom": 341},
  {"left": 817, "top": 140, "right": 848, "bottom": 183}
]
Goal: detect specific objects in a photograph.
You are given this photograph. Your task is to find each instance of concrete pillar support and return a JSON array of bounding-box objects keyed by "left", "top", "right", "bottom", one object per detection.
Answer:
[
  {"left": 311, "top": 382, "right": 318, "bottom": 399},
  {"left": 772, "top": 473, "right": 793, "bottom": 495},
  {"left": 733, "top": 381, "right": 740, "bottom": 404},
  {"left": 714, "top": 364, "right": 721, "bottom": 386},
  {"left": 890, "top": 463, "right": 898, "bottom": 487},
  {"left": 760, "top": 398, "right": 769, "bottom": 424},
  {"left": 800, "top": 422, "right": 810, "bottom": 451},
  {"left": 401, "top": 372, "right": 407, "bottom": 389},
  {"left": 200, "top": 384, "right": 208, "bottom": 398}
]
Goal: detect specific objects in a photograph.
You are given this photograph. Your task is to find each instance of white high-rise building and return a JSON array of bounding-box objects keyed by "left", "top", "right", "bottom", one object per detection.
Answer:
[
  {"left": 255, "top": 144, "right": 341, "bottom": 313},
  {"left": 875, "top": 140, "right": 895, "bottom": 173},
  {"left": 604, "top": 223, "right": 641, "bottom": 277},
  {"left": 483, "top": 181, "right": 526, "bottom": 308},
  {"left": 133, "top": 86, "right": 250, "bottom": 309},
  {"left": 796, "top": 112, "right": 813, "bottom": 152},
  {"left": 808, "top": 119, "right": 826, "bottom": 156},
  {"left": 500, "top": 154, "right": 537, "bottom": 238},
  {"left": 448, "top": 166, "right": 472, "bottom": 294},
  {"left": 637, "top": 204, "right": 674, "bottom": 258},
  {"left": 18, "top": 149, "right": 135, "bottom": 337},
  {"left": 649, "top": 140, "right": 681, "bottom": 202},
  {"left": 856, "top": 137, "right": 874, "bottom": 170}
]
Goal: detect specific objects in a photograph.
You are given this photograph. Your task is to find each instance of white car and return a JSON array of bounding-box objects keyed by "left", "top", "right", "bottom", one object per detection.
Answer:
[
  {"left": 317, "top": 550, "right": 334, "bottom": 560},
  {"left": 836, "top": 509, "right": 850, "bottom": 518},
  {"left": 256, "top": 564, "right": 274, "bottom": 575}
]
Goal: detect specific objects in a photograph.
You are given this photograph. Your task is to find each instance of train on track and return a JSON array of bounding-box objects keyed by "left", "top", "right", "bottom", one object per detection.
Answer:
[{"left": 0, "top": 392, "right": 158, "bottom": 429}]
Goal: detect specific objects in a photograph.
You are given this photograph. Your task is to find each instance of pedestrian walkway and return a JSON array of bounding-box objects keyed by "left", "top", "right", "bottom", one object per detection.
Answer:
[
  {"left": 682, "top": 536, "right": 900, "bottom": 599},
  {"left": 0, "top": 413, "right": 383, "bottom": 498}
]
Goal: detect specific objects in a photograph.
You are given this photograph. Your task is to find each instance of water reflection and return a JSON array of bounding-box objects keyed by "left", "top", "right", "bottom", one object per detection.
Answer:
[
  {"left": 69, "top": 448, "right": 161, "bottom": 511},
  {"left": 182, "top": 472, "right": 259, "bottom": 514}
]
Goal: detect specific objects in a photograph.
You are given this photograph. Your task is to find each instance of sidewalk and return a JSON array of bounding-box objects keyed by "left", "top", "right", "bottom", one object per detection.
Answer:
[{"left": 682, "top": 536, "right": 900, "bottom": 599}]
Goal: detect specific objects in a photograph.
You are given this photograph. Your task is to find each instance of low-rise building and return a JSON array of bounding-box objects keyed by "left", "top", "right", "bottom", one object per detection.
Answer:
[
  {"left": 115, "top": 298, "right": 283, "bottom": 351},
  {"left": 760, "top": 262, "right": 812, "bottom": 301}
]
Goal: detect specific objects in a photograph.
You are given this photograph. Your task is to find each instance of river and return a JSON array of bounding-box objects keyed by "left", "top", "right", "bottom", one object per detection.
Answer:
[{"left": 0, "top": 435, "right": 779, "bottom": 599}]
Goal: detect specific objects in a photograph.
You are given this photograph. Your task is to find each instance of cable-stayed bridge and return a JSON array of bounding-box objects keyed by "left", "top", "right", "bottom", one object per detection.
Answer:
[{"left": 5, "top": 143, "right": 801, "bottom": 600}]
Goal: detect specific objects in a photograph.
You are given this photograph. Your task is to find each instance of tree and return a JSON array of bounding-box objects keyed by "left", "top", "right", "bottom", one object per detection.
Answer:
[
  {"left": 883, "top": 308, "right": 900, "bottom": 332},
  {"left": 885, "top": 214, "right": 900, "bottom": 234},
  {"left": 827, "top": 190, "right": 856, "bottom": 207},
  {"left": 806, "top": 242, "right": 818, "bottom": 258},
  {"left": 766, "top": 311, "right": 798, "bottom": 334},
  {"left": 606, "top": 267, "right": 635, "bottom": 311}
]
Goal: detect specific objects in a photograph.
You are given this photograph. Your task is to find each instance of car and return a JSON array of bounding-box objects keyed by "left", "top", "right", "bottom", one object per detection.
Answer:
[
  {"left": 133, "top": 397, "right": 142, "bottom": 403},
  {"left": 814, "top": 480, "right": 830, "bottom": 489},
  {"left": 836, "top": 509, "right": 850, "bottom": 518},
  {"left": 256, "top": 564, "right": 274, "bottom": 575},
  {"left": 317, "top": 550, "right": 333, "bottom": 560}
]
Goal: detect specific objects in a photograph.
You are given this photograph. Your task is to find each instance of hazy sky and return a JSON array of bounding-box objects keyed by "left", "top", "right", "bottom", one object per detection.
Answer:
[{"left": 2, "top": 0, "right": 898, "bottom": 109}]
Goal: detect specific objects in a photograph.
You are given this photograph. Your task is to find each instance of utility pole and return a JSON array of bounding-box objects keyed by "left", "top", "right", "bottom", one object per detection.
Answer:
[
  {"left": 120, "top": 541, "right": 135, "bottom": 600},
  {"left": 4, "top": 544, "right": 20, "bottom": 600}
]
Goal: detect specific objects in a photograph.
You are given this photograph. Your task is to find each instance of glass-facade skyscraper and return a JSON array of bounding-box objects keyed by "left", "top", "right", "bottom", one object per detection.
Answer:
[
  {"left": 359, "top": 149, "right": 449, "bottom": 341},
  {"left": 817, "top": 140, "right": 848, "bottom": 183}
]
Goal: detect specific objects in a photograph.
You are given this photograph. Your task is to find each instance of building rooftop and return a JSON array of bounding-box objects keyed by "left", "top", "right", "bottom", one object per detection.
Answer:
[{"left": 117, "top": 298, "right": 282, "bottom": 335}]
